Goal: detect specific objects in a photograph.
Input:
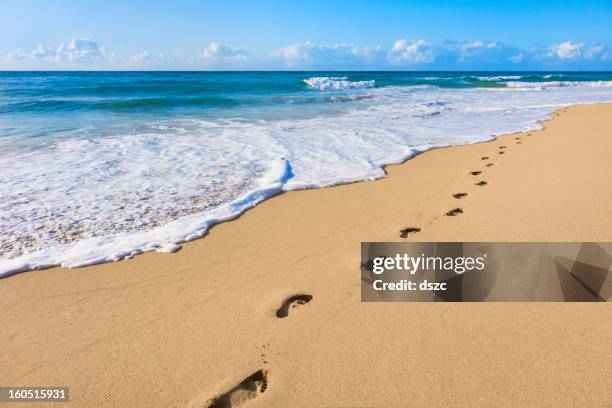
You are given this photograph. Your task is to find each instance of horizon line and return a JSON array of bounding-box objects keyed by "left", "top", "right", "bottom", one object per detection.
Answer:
[{"left": 1, "top": 69, "right": 611, "bottom": 73}]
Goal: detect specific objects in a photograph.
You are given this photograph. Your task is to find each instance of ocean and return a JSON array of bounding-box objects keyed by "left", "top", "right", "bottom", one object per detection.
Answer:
[{"left": 1, "top": 71, "right": 612, "bottom": 276}]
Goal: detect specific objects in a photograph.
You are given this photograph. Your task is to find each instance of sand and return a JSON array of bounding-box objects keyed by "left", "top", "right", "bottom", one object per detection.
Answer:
[{"left": 2, "top": 103, "right": 612, "bottom": 407}]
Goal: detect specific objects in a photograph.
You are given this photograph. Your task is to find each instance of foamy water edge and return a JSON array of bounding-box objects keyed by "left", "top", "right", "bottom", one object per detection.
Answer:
[{"left": 1, "top": 101, "right": 599, "bottom": 278}]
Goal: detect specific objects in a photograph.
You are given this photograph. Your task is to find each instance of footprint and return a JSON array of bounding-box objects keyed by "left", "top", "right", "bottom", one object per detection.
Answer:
[
  {"left": 276, "top": 294, "right": 313, "bottom": 318},
  {"left": 445, "top": 208, "right": 463, "bottom": 216},
  {"left": 498, "top": 151, "right": 505, "bottom": 155},
  {"left": 499, "top": 146, "right": 506, "bottom": 149},
  {"left": 516, "top": 141, "right": 522, "bottom": 144},
  {"left": 475, "top": 181, "right": 488, "bottom": 186},
  {"left": 469, "top": 171, "right": 482, "bottom": 176},
  {"left": 453, "top": 193, "right": 467, "bottom": 199},
  {"left": 400, "top": 227, "right": 421, "bottom": 238},
  {"left": 481, "top": 156, "right": 490, "bottom": 160},
  {"left": 486, "top": 163, "right": 494, "bottom": 167},
  {"left": 515, "top": 137, "right": 521, "bottom": 140},
  {"left": 207, "top": 370, "right": 268, "bottom": 408}
]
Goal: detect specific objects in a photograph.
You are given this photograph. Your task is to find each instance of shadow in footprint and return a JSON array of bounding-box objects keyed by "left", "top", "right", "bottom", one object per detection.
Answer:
[
  {"left": 276, "top": 294, "right": 313, "bottom": 318},
  {"left": 469, "top": 171, "right": 482, "bottom": 176},
  {"left": 486, "top": 163, "right": 494, "bottom": 167},
  {"left": 400, "top": 227, "right": 421, "bottom": 238},
  {"left": 499, "top": 146, "right": 506, "bottom": 149},
  {"left": 498, "top": 151, "right": 505, "bottom": 155},
  {"left": 475, "top": 181, "right": 488, "bottom": 186},
  {"left": 515, "top": 137, "right": 521, "bottom": 140},
  {"left": 445, "top": 208, "right": 463, "bottom": 216},
  {"left": 207, "top": 370, "right": 268, "bottom": 408},
  {"left": 481, "top": 156, "right": 489, "bottom": 160},
  {"left": 517, "top": 141, "right": 522, "bottom": 144},
  {"left": 453, "top": 193, "right": 467, "bottom": 199}
]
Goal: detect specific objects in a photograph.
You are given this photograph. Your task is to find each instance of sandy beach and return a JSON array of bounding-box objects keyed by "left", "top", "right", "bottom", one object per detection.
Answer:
[{"left": 2, "top": 103, "right": 612, "bottom": 407}]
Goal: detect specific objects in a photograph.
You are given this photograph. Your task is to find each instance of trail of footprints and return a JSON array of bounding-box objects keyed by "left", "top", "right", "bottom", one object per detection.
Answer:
[
  {"left": 206, "top": 134, "right": 530, "bottom": 407},
  {"left": 399, "top": 133, "right": 530, "bottom": 238},
  {"left": 205, "top": 294, "right": 313, "bottom": 407}
]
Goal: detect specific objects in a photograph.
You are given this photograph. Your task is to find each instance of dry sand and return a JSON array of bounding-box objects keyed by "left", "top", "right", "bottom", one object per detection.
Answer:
[{"left": 2, "top": 103, "right": 612, "bottom": 407}]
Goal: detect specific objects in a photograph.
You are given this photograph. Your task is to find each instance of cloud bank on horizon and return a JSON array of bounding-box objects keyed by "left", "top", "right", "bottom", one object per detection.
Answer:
[{"left": 3, "top": 38, "right": 611, "bottom": 70}]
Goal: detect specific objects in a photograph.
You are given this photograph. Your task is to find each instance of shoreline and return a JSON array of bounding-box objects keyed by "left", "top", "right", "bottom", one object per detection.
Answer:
[
  {"left": 0, "top": 101, "right": 597, "bottom": 278},
  {"left": 3, "top": 103, "right": 612, "bottom": 407}
]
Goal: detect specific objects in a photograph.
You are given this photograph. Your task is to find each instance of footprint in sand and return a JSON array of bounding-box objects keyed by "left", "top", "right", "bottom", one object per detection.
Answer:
[
  {"left": 516, "top": 141, "right": 522, "bottom": 144},
  {"left": 400, "top": 227, "right": 421, "bottom": 238},
  {"left": 486, "top": 163, "right": 494, "bottom": 167},
  {"left": 453, "top": 193, "right": 467, "bottom": 199},
  {"left": 469, "top": 171, "right": 482, "bottom": 176},
  {"left": 475, "top": 181, "right": 488, "bottom": 186},
  {"left": 499, "top": 146, "right": 507, "bottom": 149},
  {"left": 445, "top": 208, "right": 463, "bottom": 216},
  {"left": 481, "top": 156, "right": 490, "bottom": 160},
  {"left": 276, "top": 294, "right": 313, "bottom": 318},
  {"left": 498, "top": 151, "right": 505, "bottom": 155},
  {"left": 207, "top": 370, "right": 268, "bottom": 408},
  {"left": 515, "top": 137, "right": 521, "bottom": 140}
]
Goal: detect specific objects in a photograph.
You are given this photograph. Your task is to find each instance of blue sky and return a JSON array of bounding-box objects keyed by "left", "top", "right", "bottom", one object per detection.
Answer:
[{"left": 1, "top": 0, "right": 611, "bottom": 70}]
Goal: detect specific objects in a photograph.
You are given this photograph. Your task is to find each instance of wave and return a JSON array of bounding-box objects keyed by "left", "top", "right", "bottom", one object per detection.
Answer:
[
  {"left": 0, "top": 96, "right": 241, "bottom": 114},
  {"left": 303, "top": 76, "right": 376, "bottom": 91},
  {"left": 505, "top": 80, "right": 612, "bottom": 89},
  {"left": 477, "top": 75, "right": 524, "bottom": 81},
  {"left": 0, "top": 158, "right": 293, "bottom": 276}
]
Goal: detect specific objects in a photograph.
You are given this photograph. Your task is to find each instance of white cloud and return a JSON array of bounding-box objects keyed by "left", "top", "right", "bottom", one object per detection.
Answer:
[
  {"left": 55, "top": 39, "right": 107, "bottom": 63},
  {"left": 131, "top": 50, "right": 167, "bottom": 63},
  {"left": 272, "top": 41, "right": 386, "bottom": 68},
  {"left": 389, "top": 39, "right": 436, "bottom": 63},
  {"left": 272, "top": 41, "right": 314, "bottom": 66},
  {"left": 207, "top": 38, "right": 612, "bottom": 69},
  {"left": 585, "top": 45, "right": 604, "bottom": 59},
  {"left": 4, "top": 38, "right": 110, "bottom": 65},
  {"left": 202, "top": 42, "right": 247, "bottom": 62},
  {"left": 30, "top": 44, "right": 55, "bottom": 60},
  {"left": 461, "top": 40, "right": 489, "bottom": 52},
  {"left": 546, "top": 41, "right": 584, "bottom": 60},
  {"left": 458, "top": 41, "right": 521, "bottom": 65},
  {"left": 6, "top": 49, "right": 29, "bottom": 62},
  {"left": 584, "top": 44, "right": 611, "bottom": 61},
  {"left": 510, "top": 53, "right": 524, "bottom": 64},
  {"left": 3, "top": 37, "right": 611, "bottom": 69}
]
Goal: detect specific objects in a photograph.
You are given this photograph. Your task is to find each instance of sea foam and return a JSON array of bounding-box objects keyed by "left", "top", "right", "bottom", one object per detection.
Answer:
[
  {"left": 505, "top": 80, "right": 612, "bottom": 89},
  {"left": 303, "top": 76, "right": 376, "bottom": 90},
  {"left": 477, "top": 75, "right": 523, "bottom": 81}
]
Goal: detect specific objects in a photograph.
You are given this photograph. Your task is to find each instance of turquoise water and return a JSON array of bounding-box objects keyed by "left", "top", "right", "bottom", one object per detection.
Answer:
[
  {"left": 2, "top": 71, "right": 611, "bottom": 151},
  {"left": 1, "top": 71, "right": 611, "bottom": 275}
]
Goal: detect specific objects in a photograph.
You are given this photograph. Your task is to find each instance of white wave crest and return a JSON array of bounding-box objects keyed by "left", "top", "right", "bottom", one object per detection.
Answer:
[
  {"left": 303, "top": 76, "right": 375, "bottom": 91},
  {"left": 477, "top": 75, "right": 523, "bottom": 81},
  {"left": 506, "top": 81, "right": 612, "bottom": 89}
]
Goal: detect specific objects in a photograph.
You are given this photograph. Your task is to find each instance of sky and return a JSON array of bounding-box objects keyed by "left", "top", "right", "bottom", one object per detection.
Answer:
[{"left": 0, "top": 0, "right": 611, "bottom": 70}]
